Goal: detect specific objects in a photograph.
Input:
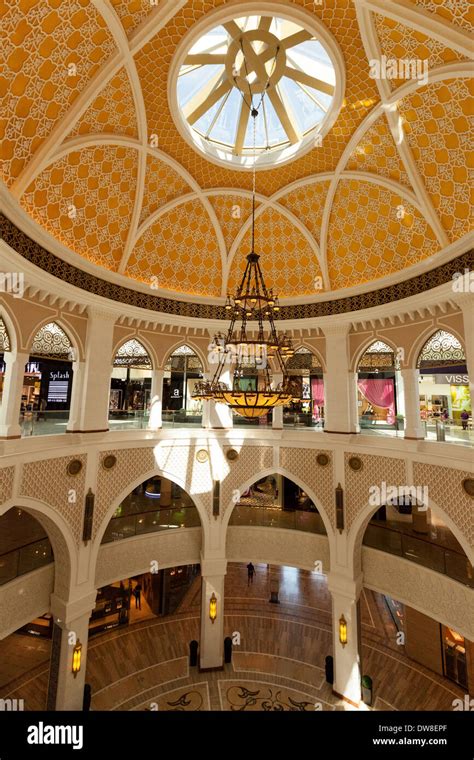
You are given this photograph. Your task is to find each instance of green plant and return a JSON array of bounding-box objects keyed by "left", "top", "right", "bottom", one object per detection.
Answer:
[{"left": 361, "top": 675, "right": 372, "bottom": 689}]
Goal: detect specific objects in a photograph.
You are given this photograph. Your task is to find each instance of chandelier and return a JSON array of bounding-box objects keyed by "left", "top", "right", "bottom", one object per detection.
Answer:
[{"left": 193, "top": 46, "right": 299, "bottom": 418}]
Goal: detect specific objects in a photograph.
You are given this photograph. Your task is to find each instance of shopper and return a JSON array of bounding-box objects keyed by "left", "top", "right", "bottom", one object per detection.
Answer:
[
  {"left": 461, "top": 410, "right": 469, "bottom": 430},
  {"left": 247, "top": 562, "right": 255, "bottom": 586},
  {"left": 133, "top": 582, "right": 142, "bottom": 610}
]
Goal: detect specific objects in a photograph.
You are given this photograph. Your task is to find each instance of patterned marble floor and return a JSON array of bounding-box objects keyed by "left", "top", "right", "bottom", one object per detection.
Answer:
[{"left": 0, "top": 563, "right": 465, "bottom": 712}]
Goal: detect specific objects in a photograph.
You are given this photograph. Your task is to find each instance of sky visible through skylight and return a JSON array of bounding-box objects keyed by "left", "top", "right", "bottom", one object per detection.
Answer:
[{"left": 177, "top": 15, "right": 336, "bottom": 159}]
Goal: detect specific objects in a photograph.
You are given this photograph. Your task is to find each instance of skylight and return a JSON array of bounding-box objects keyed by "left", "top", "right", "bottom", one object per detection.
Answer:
[{"left": 173, "top": 14, "right": 340, "bottom": 169}]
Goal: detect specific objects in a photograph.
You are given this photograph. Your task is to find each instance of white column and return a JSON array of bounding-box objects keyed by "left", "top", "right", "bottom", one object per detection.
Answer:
[
  {"left": 349, "top": 371, "right": 361, "bottom": 433},
  {"left": 272, "top": 372, "right": 283, "bottom": 429},
  {"left": 322, "top": 324, "right": 358, "bottom": 434},
  {"left": 395, "top": 369, "right": 405, "bottom": 417},
  {"left": 327, "top": 572, "right": 363, "bottom": 707},
  {"left": 199, "top": 557, "right": 226, "bottom": 670},
  {"left": 456, "top": 295, "right": 474, "bottom": 402},
  {"left": 48, "top": 593, "right": 96, "bottom": 711},
  {"left": 75, "top": 308, "right": 116, "bottom": 432},
  {"left": 201, "top": 371, "right": 211, "bottom": 429},
  {"left": 209, "top": 367, "right": 233, "bottom": 429},
  {"left": 401, "top": 368, "right": 425, "bottom": 439},
  {"left": 149, "top": 368, "right": 164, "bottom": 430},
  {"left": 66, "top": 361, "right": 85, "bottom": 432},
  {"left": 0, "top": 350, "right": 29, "bottom": 438}
]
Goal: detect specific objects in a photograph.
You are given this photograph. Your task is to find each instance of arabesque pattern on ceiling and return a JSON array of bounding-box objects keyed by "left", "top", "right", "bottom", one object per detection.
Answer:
[{"left": 1, "top": 0, "right": 473, "bottom": 302}]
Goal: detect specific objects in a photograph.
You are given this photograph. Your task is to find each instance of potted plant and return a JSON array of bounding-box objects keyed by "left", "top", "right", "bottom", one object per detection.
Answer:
[
  {"left": 361, "top": 675, "right": 373, "bottom": 705},
  {"left": 395, "top": 414, "right": 404, "bottom": 431}
]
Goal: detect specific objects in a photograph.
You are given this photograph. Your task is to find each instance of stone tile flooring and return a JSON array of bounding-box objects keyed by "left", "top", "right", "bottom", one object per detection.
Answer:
[{"left": 0, "top": 563, "right": 465, "bottom": 711}]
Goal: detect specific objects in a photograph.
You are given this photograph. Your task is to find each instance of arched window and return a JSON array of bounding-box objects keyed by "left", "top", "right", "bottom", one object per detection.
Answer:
[
  {"left": 358, "top": 340, "right": 395, "bottom": 371},
  {"left": 114, "top": 339, "right": 152, "bottom": 369},
  {"left": 285, "top": 347, "right": 322, "bottom": 375},
  {"left": 417, "top": 330, "right": 465, "bottom": 370},
  {"left": 30, "top": 322, "right": 72, "bottom": 361},
  {"left": 0, "top": 318, "right": 11, "bottom": 352},
  {"left": 0, "top": 318, "right": 11, "bottom": 405}
]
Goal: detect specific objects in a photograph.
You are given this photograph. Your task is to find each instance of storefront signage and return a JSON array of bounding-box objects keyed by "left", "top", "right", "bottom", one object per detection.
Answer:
[
  {"left": 49, "top": 370, "right": 70, "bottom": 381},
  {"left": 439, "top": 374, "right": 469, "bottom": 385}
]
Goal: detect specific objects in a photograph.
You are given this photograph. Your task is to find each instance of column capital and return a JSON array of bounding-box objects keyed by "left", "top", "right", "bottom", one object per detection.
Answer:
[
  {"left": 200, "top": 555, "right": 227, "bottom": 577},
  {"left": 327, "top": 571, "right": 363, "bottom": 600},
  {"left": 2, "top": 349, "right": 29, "bottom": 364},
  {"left": 50, "top": 591, "right": 97, "bottom": 627},
  {"left": 87, "top": 305, "right": 117, "bottom": 322},
  {"left": 321, "top": 322, "right": 351, "bottom": 338}
]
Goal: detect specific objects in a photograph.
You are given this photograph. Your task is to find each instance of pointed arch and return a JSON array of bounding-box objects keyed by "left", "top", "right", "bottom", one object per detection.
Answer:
[
  {"left": 352, "top": 337, "right": 398, "bottom": 372},
  {"left": 412, "top": 328, "right": 466, "bottom": 370},
  {"left": 222, "top": 466, "right": 335, "bottom": 564},
  {"left": 112, "top": 336, "right": 155, "bottom": 369},
  {"left": 90, "top": 467, "right": 206, "bottom": 574},
  {"left": 163, "top": 342, "right": 207, "bottom": 372},
  {"left": 0, "top": 303, "right": 20, "bottom": 353},
  {"left": 26, "top": 319, "right": 79, "bottom": 362},
  {"left": 348, "top": 492, "right": 474, "bottom": 578}
]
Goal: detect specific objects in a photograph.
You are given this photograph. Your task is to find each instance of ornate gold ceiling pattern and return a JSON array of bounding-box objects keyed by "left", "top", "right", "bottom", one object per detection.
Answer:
[{"left": 1, "top": 0, "right": 473, "bottom": 302}]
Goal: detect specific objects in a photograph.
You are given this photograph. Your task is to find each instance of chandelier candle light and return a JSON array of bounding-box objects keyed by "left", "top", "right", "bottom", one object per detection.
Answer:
[{"left": 193, "top": 49, "right": 299, "bottom": 418}]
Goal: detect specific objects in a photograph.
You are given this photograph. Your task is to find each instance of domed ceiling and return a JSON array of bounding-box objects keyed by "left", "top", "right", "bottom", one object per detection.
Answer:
[{"left": 1, "top": 0, "right": 472, "bottom": 304}]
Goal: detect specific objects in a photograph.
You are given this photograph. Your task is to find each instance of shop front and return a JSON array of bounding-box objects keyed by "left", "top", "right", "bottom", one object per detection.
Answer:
[
  {"left": 284, "top": 348, "right": 324, "bottom": 426},
  {"left": 357, "top": 342, "right": 397, "bottom": 430},
  {"left": 417, "top": 330, "right": 470, "bottom": 429},
  {"left": 163, "top": 346, "right": 203, "bottom": 420},
  {"left": 109, "top": 339, "right": 152, "bottom": 417}
]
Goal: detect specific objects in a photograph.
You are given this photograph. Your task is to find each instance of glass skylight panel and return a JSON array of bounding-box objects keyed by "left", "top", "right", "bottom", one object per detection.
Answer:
[
  {"left": 210, "top": 87, "right": 241, "bottom": 145},
  {"left": 279, "top": 77, "right": 324, "bottom": 133},
  {"left": 177, "top": 65, "right": 223, "bottom": 108},
  {"left": 175, "top": 14, "right": 338, "bottom": 165},
  {"left": 243, "top": 101, "right": 269, "bottom": 149},
  {"left": 194, "top": 94, "right": 228, "bottom": 136}
]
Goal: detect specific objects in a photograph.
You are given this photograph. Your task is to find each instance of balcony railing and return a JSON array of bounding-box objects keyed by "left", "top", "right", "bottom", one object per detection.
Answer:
[
  {"left": 0, "top": 538, "right": 53, "bottom": 585},
  {"left": 101, "top": 505, "right": 201, "bottom": 544},
  {"left": 17, "top": 410, "right": 474, "bottom": 447},
  {"left": 229, "top": 504, "right": 327, "bottom": 535},
  {"left": 363, "top": 522, "right": 474, "bottom": 588}
]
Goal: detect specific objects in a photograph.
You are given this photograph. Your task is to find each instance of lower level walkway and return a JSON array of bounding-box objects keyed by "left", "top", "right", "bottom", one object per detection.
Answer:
[{"left": 0, "top": 564, "right": 464, "bottom": 711}]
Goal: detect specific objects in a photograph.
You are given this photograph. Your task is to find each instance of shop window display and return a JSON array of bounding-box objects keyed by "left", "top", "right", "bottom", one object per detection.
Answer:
[
  {"left": 417, "top": 331, "right": 470, "bottom": 428},
  {"left": 110, "top": 339, "right": 152, "bottom": 416},
  {"left": 357, "top": 342, "right": 397, "bottom": 428}
]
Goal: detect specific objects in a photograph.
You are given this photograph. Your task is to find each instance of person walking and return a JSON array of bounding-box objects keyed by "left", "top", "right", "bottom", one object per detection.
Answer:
[
  {"left": 461, "top": 410, "right": 469, "bottom": 430},
  {"left": 247, "top": 562, "right": 255, "bottom": 586},
  {"left": 133, "top": 582, "right": 142, "bottom": 610}
]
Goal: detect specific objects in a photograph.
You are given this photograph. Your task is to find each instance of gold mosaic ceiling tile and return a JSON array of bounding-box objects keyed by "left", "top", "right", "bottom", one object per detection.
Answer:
[
  {"left": 327, "top": 179, "right": 440, "bottom": 290},
  {"left": 109, "top": 0, "right": 160, "bottom": 37},
  {"left": 1, "top": 0, "right": 116, "bottom": 185},
  {"left": 228, "top": 206, "right": 324, "bottom": 298},
  {"left": 127, "top": 198, "right": 222, "bottom": 296},
  {"left": 413, "top": 0, "right": 473, "bottom": 33},
  {"left": 21, "top": 145, "right": 138, "bottom": 271},
  {"left": 278, "top": 181, "right": 330, "bottom": 244},
  {"left": 208, "top": 194, "right": 256, "bottom": 256},
  {"left": 400, "top": 77, "right": 473, "bottom": 242},
  {"left": 346, "top": 115, "right": 412, "bottom": 187},
  {"left": 70, "top": 67, "right": 138, "bottom": 138},
  {"left": 374, "top": 14, "right": 466, "bottom": 91},
  {"left": 139, "top": 154, "right": 192, "bottom": 223}
]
